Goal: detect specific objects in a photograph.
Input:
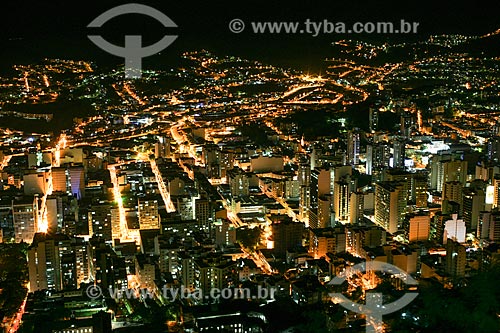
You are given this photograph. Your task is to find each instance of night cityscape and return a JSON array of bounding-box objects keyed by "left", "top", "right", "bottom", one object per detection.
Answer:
[{"left": 0, "top": 1, "right": 499, "bottom": 332}]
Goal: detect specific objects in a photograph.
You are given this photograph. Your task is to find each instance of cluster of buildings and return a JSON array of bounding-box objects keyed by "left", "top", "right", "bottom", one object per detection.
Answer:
[{"left": 0, "top": 39, "right": 500, "bottom": 331}]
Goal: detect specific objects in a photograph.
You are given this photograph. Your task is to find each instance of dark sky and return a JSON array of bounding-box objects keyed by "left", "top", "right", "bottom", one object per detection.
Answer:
[{"left": 0, "top": 0, "right": 498, "bottom": 72}]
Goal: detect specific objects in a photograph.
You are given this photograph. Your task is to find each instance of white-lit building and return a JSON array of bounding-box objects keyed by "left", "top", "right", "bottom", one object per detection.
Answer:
[{"left": 443, "top": 214, "right": 466, "bottom": 243}]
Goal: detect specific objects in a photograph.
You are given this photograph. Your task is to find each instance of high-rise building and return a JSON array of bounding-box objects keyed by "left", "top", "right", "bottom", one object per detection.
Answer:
[
  {"left": 219, "top": 150, "right": 235, "bottom": 180},
  {"left": 429, "top": 154, "right": 451, "bottom": 191},
  {"left": 227, "top": 168, "right": 250, "bottom": 197},
  {"left": 284, "top": 176, "right": 300, "bottom": 199},
  {"left": 250, "top": 155, "right": 283, "bottom": 173},
  {"left": 298, "top": 160, "right": 312, "bottom": 224},
  {"left": 443, "top": 181, "right": 462, "bottom": 206},
  {"left": 46, "top": 194, "right": 63, "bottom": 234},
  {"left": 443, "top": 160, "right": 468, "bottom": 186},
  {"left": 462, "top": 188, "right": 485, "bottom": 231},
  {"left": 195, "top": 254, "right": 237, "bottom": 294},
  {"left": 392, "top": 138, "right": 406, "bottom": 169},
  {"left": 346, "top": 225, "right": 386, "bottom": 257},
  {"left": 298, "top": 161, "right": 311, "bottom": 187},
  {"left": 405, "top": 211, "right": 430, "bottom": 242},
  {"left": 369, "top": 107, "right": 378, "bottom": 132},
  {"left": 331, "top": 165, "right": 352, "bottom": 182},
  {"left": 384, "top": 169, "right": 428, "bottom": 207},
  {"left": 431, "top": 212, "right": 448, "bottom": 243},
  {"left": 110, "top": 207, "right": 121, "bottom": 242},
  {"left": 489, "top": 215, "right": 500, "bottom": 242},
  {"left": 51, "top": 167, "right": 68, "bottom": 193},
  {"left": 333, "top": 175, "right": 355, "bottom": 223},
  {"left": 158, "top": 241, "right": 181, "bottom": 277},
  {"left": 311, "top": 167, "right": 331, "bottom": 197},
  {"left": 371, "top": 143, "right": 391, "bottom": 170},
  {"left": 23, "top": 170, "right": 50, "bottom": 196},
  {"left": 168, "top": 176, "right": 186, "bottom": 196},
  {"left": 195, "top": 197, "right": 212, "bottom": 232},
  {"left": 384, "top": 169, "right": 412, "bottom": 201},
  {"left": 400, "top": 113, "right": 414, "bottom": 138},
  {"left": 13, "top": 197, "right": 38, "bottom": 243},
  {"left": 68, "top": 166, "right": 85, "bottom": 200},
  {"left": 135, "top": 254, "right": 157, "bottom": 291},
  {"left": 138, "top": 198, "right": 160, "bottom": 230},
  {"left": 271, "top": 219, "right": 304, "bottom": 255},
  {"left": 317, "top": 194, "right": 333, "bottom": 229},
  {"left": 347, "top": 129, "right": 360, "bottom": 165},
  {"left": 475, "top": 164, "right": 489, "bottom": 182},
  {"left": 214, "top": 219, "right": 236, "bottom": 246},
  {"left": 374, "top": 181, "right": 406, "bottom": 234},
  {"left": 203, "top": 144, "right": 220, "bottom": 169},
  {"left": 391, "top": 247, "right": 418, "bottom": 274},
  {"left": 179, "top": 252, "right": 196, "bottom": 291},
  {"left": 73, "top": 237, "right": 91, "bottom": 287},
  {"left": 299, "top": 185, "right": 311, "bottom": 224},
  {"left": 89, "top": 203, "right": 114, "bottom": 240},
  {"left": 366, "top": 144, "right": 373, "bottom": 175},
  {"left": 414, "top": 173, "right": 428, "bottom": 207},
  {"left": 443, "top": 214, "right": 466, "bottom": 243},
  {"left": 309, "top": 167, "right": 333, "bottom": 227},
  {"left": 28, "top": 233, "right": 83, "bottom": 292},
  {"left": 93, "top": 311, "right": 112, "bottom": 333},
  {"left": 349, "top": 191, "right": 364, "bottom": 224},
  {"left": 478, "top": 211, "right": 492, "bottom": 240},
  {"left": 310, "top": 146, "right": 322, "bottom": 170},
  {"left": 155, "top": 136, "right": 171, "bottom": 159},
  {"left": 309, "top": 227, "right": 346, "bottom": 259},
  {"left": 475, "top": 163, "right": 500, "bottom": 182},
  {"left": 89, "top": 238, "right": 127, "bottom": 291},
  {"left": 441, "top": 181, "right": 463, "bottom": 214},
  {"left": 430, "top": 157, "right": 469, "bottom": 193},
  {"left": 445, "top": 239, "right": 466, "bottom": 281},
  {"left": 487, "top": 137, "right": 500, "bottom": 163},
  {"left": 60, "top": 148, "right": 84, "bottom": 165},
  {"left": 175, "top": 196, "right": 196, "bottom": 220},
  {"left": 493, "top": 174, "right": 500, "bottom": 209},
  {"left": 202, "top": 144, "right": 221, "bottom": 179},
  {"left": 30, "top": 152, "right": 52, "bottom": 167}
]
